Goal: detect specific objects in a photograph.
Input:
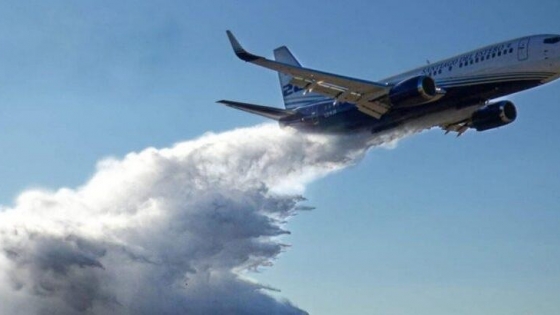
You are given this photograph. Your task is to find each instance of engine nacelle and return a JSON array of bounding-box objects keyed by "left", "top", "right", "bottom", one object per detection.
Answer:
[
  {"left": 389, "top": 75, "right": 437, "bottom": 107},
  {"left": 471, "top": 101, "right": 517, "bottom": 131}
]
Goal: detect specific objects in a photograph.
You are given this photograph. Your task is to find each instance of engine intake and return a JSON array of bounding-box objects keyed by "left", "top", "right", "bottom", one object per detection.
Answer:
[
  {"left": 471, "top": 101, "right": 517, "bottom": 131},
  {"left": 389, "top": 75, "right": 437, "bottom": 107}
]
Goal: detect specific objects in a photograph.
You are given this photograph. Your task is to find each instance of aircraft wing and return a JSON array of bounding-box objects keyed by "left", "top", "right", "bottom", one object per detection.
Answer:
[
  {"left": 217, "top": 100, "right": 298, "bottom": 121},
  {"left": 226, "top": 31, "right": 393, "bottom": 118}
]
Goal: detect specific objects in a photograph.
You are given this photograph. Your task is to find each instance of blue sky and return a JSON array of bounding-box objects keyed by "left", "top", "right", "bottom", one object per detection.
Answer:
[{"left": 0, "top": 1, "right": 559, "bottom": 314}]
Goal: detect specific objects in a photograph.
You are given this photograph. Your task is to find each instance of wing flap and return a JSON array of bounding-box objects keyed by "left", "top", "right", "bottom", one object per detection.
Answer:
[
  {"left": 356, "top": 101, "right": 391, "bottom": 119},
  {"left": 440, "top": 120, "right": 470, "bottom": 136}
]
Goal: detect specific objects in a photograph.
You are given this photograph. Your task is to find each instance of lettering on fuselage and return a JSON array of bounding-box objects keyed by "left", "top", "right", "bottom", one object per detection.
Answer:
[
  {"left": 282, "top": 84, "right": 305, "bottom": 96},
  {"left": 421, "top": 42, "right": 514, "bottom": 75},
  {"left": 323, "top": 108, "right": 337, "bottom": 117}
]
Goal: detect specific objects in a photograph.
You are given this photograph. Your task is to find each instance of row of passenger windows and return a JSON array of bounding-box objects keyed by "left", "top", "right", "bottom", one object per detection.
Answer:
[
  {"left": 427, "top": 47, "right": 515, "bottom": 76},
  {"left": 459, "top": 47, "right": 515, "bottom": 68}
]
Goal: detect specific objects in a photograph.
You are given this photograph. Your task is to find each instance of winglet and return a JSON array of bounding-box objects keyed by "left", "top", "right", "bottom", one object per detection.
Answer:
[{"left": 226, "top": 30, "right": 260, "bottom": 62}]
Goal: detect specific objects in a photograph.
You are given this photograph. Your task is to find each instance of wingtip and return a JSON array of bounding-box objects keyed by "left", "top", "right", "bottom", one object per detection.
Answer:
[
  {"left": 226, "top": 30, "right": 242, "bottom": 52},
  {"left": 216, "top": 100, "right": 238, "bottom": 108},
  {"left": 225, "top": 30, "right": 260, "bottom": 62}
]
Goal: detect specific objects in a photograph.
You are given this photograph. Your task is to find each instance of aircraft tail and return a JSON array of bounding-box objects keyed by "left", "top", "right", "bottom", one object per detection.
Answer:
[{"left": 273, "top": 46, "right": 332, "bottom": 110}]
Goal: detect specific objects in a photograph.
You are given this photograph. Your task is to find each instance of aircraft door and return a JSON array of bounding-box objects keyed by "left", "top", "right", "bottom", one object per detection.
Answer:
[{"left": 518, "top": 38, "right": 530, "bottom": 61}]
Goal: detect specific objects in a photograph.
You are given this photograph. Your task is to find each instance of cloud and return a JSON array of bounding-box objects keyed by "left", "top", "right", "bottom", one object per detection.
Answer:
[{"left": 0, "top": 124, "right": 399, "bottom": 315}]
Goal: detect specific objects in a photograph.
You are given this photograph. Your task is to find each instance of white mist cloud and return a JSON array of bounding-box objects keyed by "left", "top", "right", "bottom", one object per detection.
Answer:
[{"left": 1, "top": 124, "right": 399, "bottom": 315}]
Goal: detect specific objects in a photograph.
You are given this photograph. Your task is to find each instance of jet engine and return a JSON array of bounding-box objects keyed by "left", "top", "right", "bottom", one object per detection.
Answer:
[
  {"left": 389, "top": 75, "right": 438, "bottom": 107},
  {"left": 471, "top": 101, "right": 517, "bottom": 131}
]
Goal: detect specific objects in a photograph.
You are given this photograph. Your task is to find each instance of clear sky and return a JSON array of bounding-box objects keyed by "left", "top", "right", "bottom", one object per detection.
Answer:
[{"left": 0, "top": 1, "right": 559, "bottom": 314}]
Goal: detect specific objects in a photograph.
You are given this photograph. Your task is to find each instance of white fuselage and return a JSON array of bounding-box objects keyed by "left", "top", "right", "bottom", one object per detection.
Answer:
[
  {"left": 372, "top": 34, "right": 560, "bottom": 132},
  {"left": 385, "top": 34, "right": 560, "bottom": 90}
]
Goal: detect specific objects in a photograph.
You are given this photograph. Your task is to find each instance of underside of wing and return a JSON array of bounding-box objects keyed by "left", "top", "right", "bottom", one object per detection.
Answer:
[
  {"left": 440, "top": 100, "right": 517, "bottom": 136},
  {"left": 217, "top": 100, "right": 298, "bottom": 121},
  {"left": 440, "top": 120, "right": 470, "bottom": 136}
]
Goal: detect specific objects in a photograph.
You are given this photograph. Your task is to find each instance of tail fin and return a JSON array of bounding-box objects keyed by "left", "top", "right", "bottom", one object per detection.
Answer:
[{"left": 273, "top": 46, "right": 331, "bottom": 110}]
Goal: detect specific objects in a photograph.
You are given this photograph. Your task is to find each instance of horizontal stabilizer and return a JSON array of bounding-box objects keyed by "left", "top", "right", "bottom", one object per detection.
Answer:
[{"left": 217, "top": 100, "right": 298, "bottom": 121}]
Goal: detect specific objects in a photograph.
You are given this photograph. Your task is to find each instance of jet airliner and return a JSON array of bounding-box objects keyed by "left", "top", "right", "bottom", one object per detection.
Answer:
[{"left": 219, "top": 31, "right": 560, "bottom": 135}]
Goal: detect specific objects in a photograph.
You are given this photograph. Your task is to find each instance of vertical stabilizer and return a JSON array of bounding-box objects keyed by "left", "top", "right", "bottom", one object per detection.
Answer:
[{"left": 273, "top": 46, "right": 331, "bottom": 110}]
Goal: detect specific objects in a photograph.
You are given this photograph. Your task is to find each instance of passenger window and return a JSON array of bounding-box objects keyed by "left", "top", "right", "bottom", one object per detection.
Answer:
[{"left": 509, "top": 48, "right": 514, "bottom": 53}]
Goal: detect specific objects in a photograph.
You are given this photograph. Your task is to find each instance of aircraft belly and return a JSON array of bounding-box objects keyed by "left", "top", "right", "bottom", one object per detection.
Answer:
[{"left": 284, "top": 79, "right": 544, "bottom": 135}]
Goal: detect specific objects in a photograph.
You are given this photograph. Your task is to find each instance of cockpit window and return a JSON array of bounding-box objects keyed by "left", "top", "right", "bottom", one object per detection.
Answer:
[{"left": 544, "top": 36, "right": 560, "bottom": 44}]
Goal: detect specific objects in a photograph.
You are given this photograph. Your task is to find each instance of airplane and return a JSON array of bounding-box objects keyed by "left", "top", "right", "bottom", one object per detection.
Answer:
[{"left": 218, "top": 31, "right": 560, "bottom": 136}]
